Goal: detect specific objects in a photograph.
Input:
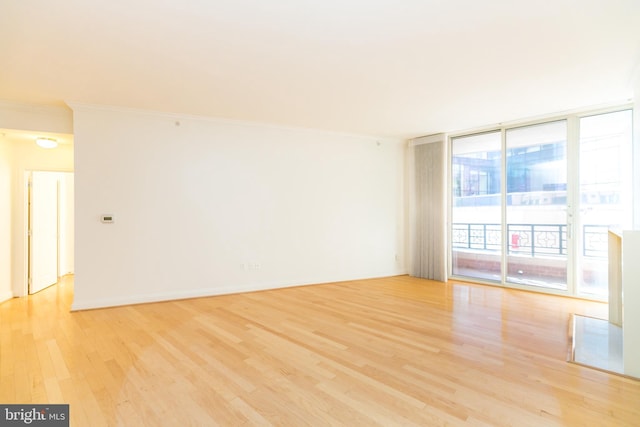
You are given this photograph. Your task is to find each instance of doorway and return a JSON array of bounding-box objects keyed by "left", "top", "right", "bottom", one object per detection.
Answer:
[{"left": 27, "top": 171, "right": 74, "bottom": 294}]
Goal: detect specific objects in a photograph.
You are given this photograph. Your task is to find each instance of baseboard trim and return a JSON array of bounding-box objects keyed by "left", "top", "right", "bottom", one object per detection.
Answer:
[{"left": 70, "top": 272, "right": 406, "bottom": 311}]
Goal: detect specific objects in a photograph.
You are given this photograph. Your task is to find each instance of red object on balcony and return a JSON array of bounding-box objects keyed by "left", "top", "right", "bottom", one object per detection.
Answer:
[{"left": 511, "top": 233, "right": 520, "bottom": 249}]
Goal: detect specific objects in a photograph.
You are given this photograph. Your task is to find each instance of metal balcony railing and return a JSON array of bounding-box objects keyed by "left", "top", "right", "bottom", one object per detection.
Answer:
[{"left": 452, "top": 223, "right": 608, "bottom": 258}]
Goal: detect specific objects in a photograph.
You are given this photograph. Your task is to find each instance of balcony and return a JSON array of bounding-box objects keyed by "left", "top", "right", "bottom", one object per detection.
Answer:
[{"left": 452, "top": 223, "right": 608, "bottom": 295}]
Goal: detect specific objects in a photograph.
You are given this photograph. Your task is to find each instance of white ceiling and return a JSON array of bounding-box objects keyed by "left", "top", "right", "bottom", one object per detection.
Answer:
[{"left": 1, "top": 0, "right": 639, "bottom": 138}]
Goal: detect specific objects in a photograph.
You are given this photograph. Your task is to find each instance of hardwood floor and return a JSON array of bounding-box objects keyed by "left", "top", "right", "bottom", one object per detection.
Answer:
[{"left": 1, "top": 275, "right": 639, "bottom": 426}]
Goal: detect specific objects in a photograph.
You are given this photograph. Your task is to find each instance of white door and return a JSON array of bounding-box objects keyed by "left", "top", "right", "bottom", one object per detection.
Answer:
[{"left": 29, "top": 171, "right": 59, "bottom": 294}]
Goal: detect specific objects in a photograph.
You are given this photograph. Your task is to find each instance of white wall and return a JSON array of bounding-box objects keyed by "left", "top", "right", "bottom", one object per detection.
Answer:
[
  {"left": 72, "top": 105, "right": 405, "bottom": 310},
  {"left": 634, "top": 70, "right": 640, "bottom": 229},
  {"left": 623, "top": 230, "right": 640, "bottom": 378},
  {"left": 0, "top": 137, "right": 12, "bottom": 302},
  {"left": 58, "top": 173, "right": 74, "bottom": 276}
]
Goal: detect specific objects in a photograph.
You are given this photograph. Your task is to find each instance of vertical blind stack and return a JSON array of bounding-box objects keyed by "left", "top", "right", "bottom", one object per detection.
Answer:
[{"left": 408, "top": 133, "right": 447, "bottom": 282}]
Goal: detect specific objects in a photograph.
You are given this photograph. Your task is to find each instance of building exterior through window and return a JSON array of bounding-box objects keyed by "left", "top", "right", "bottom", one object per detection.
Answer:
[{"left": 451, "top": 108, "right": 633, "bottom": 299}]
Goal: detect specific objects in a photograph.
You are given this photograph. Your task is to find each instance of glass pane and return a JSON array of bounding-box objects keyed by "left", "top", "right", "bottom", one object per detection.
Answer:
[
  {"left": 578, "top": 110, "right": 633, "bottom": 297},
  {"left": 451, "top": 131, "right": 502, "bottom": 281},
  {"left": 506, "top": 121, "right": 567, "bottom": 289}
]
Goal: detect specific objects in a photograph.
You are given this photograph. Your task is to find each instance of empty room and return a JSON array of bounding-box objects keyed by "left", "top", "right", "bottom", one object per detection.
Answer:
[{"left": 1, "top": 1, "right": 640, "bottom": 426}]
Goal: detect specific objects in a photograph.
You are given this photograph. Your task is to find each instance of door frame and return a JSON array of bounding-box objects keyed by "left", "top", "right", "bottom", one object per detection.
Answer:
[{"left": 19, "top": 169, "right": 74, "bottom": 297}]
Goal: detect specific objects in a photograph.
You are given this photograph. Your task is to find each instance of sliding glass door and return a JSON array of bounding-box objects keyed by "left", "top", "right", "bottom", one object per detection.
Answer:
[
  {"left": 449, "top": 108, "right": 633, "bottom": 299},
  {"left": 505, "top": 121, "right": 568, "bottom": 290},
  {"left": 451, "top": 132, "right": 502, "bottom": 281}
]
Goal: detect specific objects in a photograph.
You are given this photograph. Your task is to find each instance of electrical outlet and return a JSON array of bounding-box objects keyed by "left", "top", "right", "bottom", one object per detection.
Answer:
[{"left": 243, "top": 262, "right": 262, "bottom": 271}]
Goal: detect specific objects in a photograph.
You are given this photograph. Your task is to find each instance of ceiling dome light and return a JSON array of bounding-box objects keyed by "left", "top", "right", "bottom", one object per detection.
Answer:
[{"left": 36, "top": 137, "right": 58, "bottom": 149}]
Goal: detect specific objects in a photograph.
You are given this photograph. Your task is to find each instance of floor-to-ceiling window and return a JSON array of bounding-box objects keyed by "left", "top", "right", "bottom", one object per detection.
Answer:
[
  {"left": 576, "top": 110, "right": 633, "bottom": 298},
  {"left": 451, "top": 132, "right": 502, "bottom": 281},
  {"left": 450, "top": 107, "right": 633, "bottom": 299},
  {"left": 505, "top": 120, "right": 568, "bottom": 290}
]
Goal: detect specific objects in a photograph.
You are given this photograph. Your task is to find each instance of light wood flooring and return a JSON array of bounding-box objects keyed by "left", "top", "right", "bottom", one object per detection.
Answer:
[{"left": 1, "top": 275, "right": 639, "bottom": 426}]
